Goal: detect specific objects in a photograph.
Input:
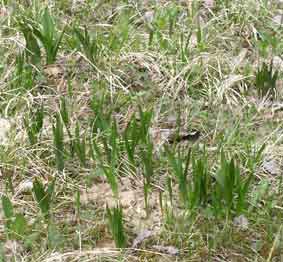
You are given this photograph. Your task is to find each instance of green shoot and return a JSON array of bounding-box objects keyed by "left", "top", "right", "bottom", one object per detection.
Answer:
[
  {"left": 138, "top": 106, "right": 153, "bottom": 143},
  {"left": 106, "top": 205, "right": 126, "bottom": 248},
  {"left": 92, "top": 120, "right": 120, "bottom": 197},
  {"left": 2, "top": 195, "right": 14, "bottom": 219},
  {"left": 123, "top": 116, "right": 139, "bottom": 170},
  {"left": 1, "top": 195, "right": 28, "bottom": 239},
  {"left": 74, "top": 26, "right": 98, "bottom": 65},
  {"left": 165, "top": 146, "right": 190, "bottom": 207},
  {"left": 74, "top": 122, "right": 86, "bottom": 167},
  {"left": 141, "top": 139, "right": 154, "bottom": 215},
  {"left": 34, "top": 8, "right": 65, "bottom": 64},
  {"left": 24, "top": 104, "right": 44, "bottom": 145},
  {"left": 18, "top": 8, "right": 65, "bottom": 65},
  {"left": 213, "top": 152, "right": 252, "bottom": 216},
  {"left": 109, "top": 12, "right": 130, "bottom": 53},
  {"left": 33, "top": 178, "right": 55, "bottom": 220},
  {"left": 255, "top": 61, "right": 279, "bottom": 98},
  {"left": 18, "top": 19, "right": 41, "bottom": 65},
  {"left": 52, "top": 113, "right": 65, "bottom": 172},
  {"left": 189, "top": 155, "right": 210, "bottom": 209}
]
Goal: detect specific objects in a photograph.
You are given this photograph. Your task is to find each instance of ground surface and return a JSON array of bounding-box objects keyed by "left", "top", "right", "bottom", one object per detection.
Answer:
[{"left": 0, "top": 0, "right": 283, "bottom": 261}]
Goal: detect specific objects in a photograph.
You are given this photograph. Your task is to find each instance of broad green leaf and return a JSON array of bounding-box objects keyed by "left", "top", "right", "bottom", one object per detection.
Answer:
[
  {"left": 48, "top": 223, "right": 63, "bottom": 249},
  {"left": 33, "top": 179, "right": 53, "bottom": 218},
  {"left": 24, "top": 31, "right": 41, "bottom": 65},
  {"left": 12, "top": 214, "right": 27, "bottom": 237},
  {"left": 1, "top": 195, "right": 14, "bottom": 219},
  {"left": 42, "top": 8, "right": 54, "bottom": 44}
]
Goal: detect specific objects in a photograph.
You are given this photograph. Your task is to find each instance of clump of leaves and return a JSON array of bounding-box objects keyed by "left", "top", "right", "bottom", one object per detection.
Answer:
[
  {"left": 166, "top": 147, "right": 210, "bottom": 210},
  {"left": 18, "top": 18, "right": 41, "bottom": 65},
  {"left": 23, "top": 104, "right": 44, "bottom": 145},
  {"left": 1, "top": 195, "right": 28, "bottom": 239},
  {"left": 106, "top": 205, "right": 127, "bottom": 248},
  {"left": 141, "top": 138, "right": 154, "bottom": 215},
  {"left": 91, "top": 120, "right": 120, "bottom": 197},
  {"left": 18, "top": 8, "right": 65, "bottom": 65},
  {"left": 33, "top": 178, "right": 55, "bottom": 220},
  {"left": 166, "top": 147, "right": 254, "bottom": 217},
  {"left": 13, "top": 52, "right": 34, "bottom": 91},
  {"left": 74, "top": 26, "right": 99, "bottom": 65},
  {"left": 189, "top": 153, "right": 211, "bottom": 209},
  {"left": 89, "top": 90, "right": 121, "bottom": 196},
  {"left": 123, "top": 116, "right": 139, "bottom": 171},
  {"left": 109, "top": 12, "right": 130, "bottom": 53},
  {"left": 255, "top": 61, "right": 278, "bottom": 98},
  {"left": 213, "top": 152, "right": 253, "bottom": 217},
  {"left": 137, "top": 107, "right": 154, "bottom": 214},
  {"left": 165, "top": 146, "right": 191, "bottom": 207},
  {"left": 123, "top": 107, "right": 153, "bottom": 170}
]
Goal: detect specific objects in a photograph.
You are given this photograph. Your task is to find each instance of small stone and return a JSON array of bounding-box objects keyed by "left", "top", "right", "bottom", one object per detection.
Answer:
[
  {"left": 203, "top": 0, "right": 214, "bottom": 9},
  {"left": 132, "top": 230, "right": 153, "bottom": 248},
  {"left": 273, "top": 56, "right": 283, "bottom": 71},
  {"left": 15, "top": 181, "right": 33, "bottom": 196},
  {"left": 152, "top": 245, "right": 179, "bottom": 256},
  {"left": 233, "top": 215, "right": 249, "bottom": 230},
  {"left": 144, "top": 11, "right": 154, "bottom": 23},
  {"left": 262, "top": 158, "right": 281, "bottom": 176},
  {"left": 0, "top": 118, "right": 11, "bottom": 145},
  {"left": 272, "top": 14, "right": 283, "bottom": 25}
]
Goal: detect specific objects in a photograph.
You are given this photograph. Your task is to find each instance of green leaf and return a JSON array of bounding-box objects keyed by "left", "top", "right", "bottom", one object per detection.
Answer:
[
  {"left": 33, "top": 179, "right": 47, "bottom": 213},
  {"left": 74, "top": 26, "right": 97, "bottom": 64},
  {"left": 34, "top": 104, "right": 44, "bottom": 134},
  {"left": 60, "top": 97, "right": 69, "bottom": 126},
  {"left": 104, "top": 168, "right": 118, "bottom": 198},
  {"left": 12, "top": 214, "right": 27, "bottom": 237},
  {"left": 24, "top": 31, "right": 41, "bottom": 65},
  {"left": 51, "top": 26, "right": 65, "bottom": 64},
  {"left": 1, "top": 195, "right": 14, "bottom": 219},
  {"left": 48, "top": 223, "right": 63, "bottom": 249},
  {"left": 53, "top": 113, "right": 64, "bottom": 172},
  {"left": 47, "top": 179, "right": 56, "bottom": 201},
  {"left": 42, "top": 8, "right": 54, "bottom": 44},
  {"left": 33, "top": 178, "right": 54, "bottom": 218},
  {"left": 255, "top": 143, "right": 266, "bottom": 163},
  {"left": 74, "top": 122, "right": 86, "bottom": 166},
  {"left": 75, "top": 190, "right": 81, "bottom": 217},
  {"left": 106, "top": 205, "right": 126, "bottom": 248},
  {"left": 0, "top": 242, "right": 5, "bottom": 262}
]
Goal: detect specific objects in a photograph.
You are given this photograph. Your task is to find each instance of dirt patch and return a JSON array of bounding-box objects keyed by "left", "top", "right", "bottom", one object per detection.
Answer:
[{"left": 81, "top": 176, "right": 162, "bottom": 235}]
